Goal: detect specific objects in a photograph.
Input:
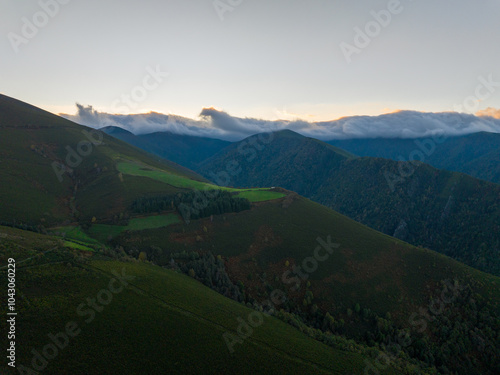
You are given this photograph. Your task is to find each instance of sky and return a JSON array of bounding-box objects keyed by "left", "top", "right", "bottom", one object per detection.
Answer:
[{"left": 1, "top": 0, "right": 500, "bottom": 123}]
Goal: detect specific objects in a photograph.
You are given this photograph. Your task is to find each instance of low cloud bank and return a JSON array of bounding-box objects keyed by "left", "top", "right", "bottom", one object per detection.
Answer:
[{"left": 61, "top": 105, "right": 500, "bottom": 141}]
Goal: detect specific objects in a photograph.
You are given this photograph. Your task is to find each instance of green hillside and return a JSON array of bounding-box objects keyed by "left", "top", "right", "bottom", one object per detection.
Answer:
[
  {"left": 0, "top": 226, "right": 403, "bottom": 375},
  {"left": 0, "top": 96, "right": 498, "bottom": 374},
  {"left": 199, "top": 130, "right": 500, "bottom": 276},
  {"left": 0, "top": 94, "right": 280, "bottom": 227},
  {"left": 0, "top": 95, "right": 207, "bottom": 226},
  {"left": 109, "top": 192, "right": 499, "bottom": 374}
]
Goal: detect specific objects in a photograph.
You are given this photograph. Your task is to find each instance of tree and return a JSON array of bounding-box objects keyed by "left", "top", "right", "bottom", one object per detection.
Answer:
[{"left": 354, "top": 303, "right": 361, "bottom": 314}]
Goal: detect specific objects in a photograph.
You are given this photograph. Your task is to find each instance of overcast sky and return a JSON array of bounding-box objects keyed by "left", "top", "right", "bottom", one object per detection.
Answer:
[{"left": 1, "top": 0, "right": 500, "bottom": 122}]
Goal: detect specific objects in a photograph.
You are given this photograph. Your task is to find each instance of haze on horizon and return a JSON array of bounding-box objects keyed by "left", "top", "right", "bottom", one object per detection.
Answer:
[{"left": 1, "top": 0, "right": 500, "bottom": 122}]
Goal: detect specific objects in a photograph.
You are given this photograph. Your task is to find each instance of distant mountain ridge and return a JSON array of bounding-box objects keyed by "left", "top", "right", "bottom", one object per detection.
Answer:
[
  {"left": 327, "top": 132, "right": 500, "bottom": 183},
  {"left": 101, "top": 122, "right": 500, "bottom": 184},
  {"left": 100, "top": 125, "right": 230, "bottom": 169}
]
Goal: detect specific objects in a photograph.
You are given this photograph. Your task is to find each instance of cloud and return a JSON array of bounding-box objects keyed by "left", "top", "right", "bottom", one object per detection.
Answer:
[
  {"left": 200, "top": 109, "right": 500, "bottom": 140},
  {"left": 61, "top": 105, "right": 500, "bottom": 141},
  {"left": 313, "top": 111, "right": 500, "bottom": 139},
  {"left": 476, "top": 107, "right": 500, "bottom": 119},
  {"left": 199, "top": 107, "right": 290, "bottom": 139},
  {"left": 200, "top": 107, "right": 259, "bottom": 135},
  {"left": 73, "top": 104, "right": 110, "bottom": 127},
  {"left": 61, "top": 105, "right": 228, "bottom": 139}
]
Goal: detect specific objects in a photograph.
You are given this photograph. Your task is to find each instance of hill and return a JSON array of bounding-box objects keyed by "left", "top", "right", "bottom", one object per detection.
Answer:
[
  {"left": 199, "top": 130, "right": 500, "bottom": 276},
  {"left": 1, "top": 226, "right": 399, "bottom": 375},
  {"left": 327, "top": 132, "right": 500, "bottom": 183},
  {"left": 0, "top": 95, "right": 213, "bottom": 226},
  {"left": 0, "top": 94, "right": 275, "bottom": 228},
  {"left": 110, "top": 193, "right": 500, "bottom": 375},
  {"left": 100, "top": 126, "right": 230, "bottom": 169},
  {"left": 0, "top": 96, "right": 498, "bottom": 374}
]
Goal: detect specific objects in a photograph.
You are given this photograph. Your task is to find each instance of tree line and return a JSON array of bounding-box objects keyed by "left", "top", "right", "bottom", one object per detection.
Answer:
[{"left": 131, "top": 190, "right": 251, "bottom": 221}]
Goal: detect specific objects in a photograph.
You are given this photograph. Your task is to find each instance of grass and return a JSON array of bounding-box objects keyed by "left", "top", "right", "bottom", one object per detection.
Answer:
[
  {"left": 87, "top": 214, "right": 181, "bottom": 241},
  {"left": 63, "top": 240, "right": 95, "bottom": 251},
  {"left": 127, "top": 214, "right": 181, "bottom": 230},
  {"left": 88, "top": 224, "right": 126, "bottom": 242},
  {"left": 117, "top": 161, "right": 211, "bottom": 190},
  {"left": 117, "top": 161, "right": 286, "bottom": 203},
  {"left": 0, "top": 227, "right": 397, "bottom": 375},
  {"left": 235, "top": 190, "right": 285, "bottom": 202},
  {"left": 52, "top": 226, "right": 101, "bottom": 244}
]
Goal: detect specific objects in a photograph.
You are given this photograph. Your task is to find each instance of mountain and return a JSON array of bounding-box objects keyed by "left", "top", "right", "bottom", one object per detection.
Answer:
[
  {"left": 0, "top": 94, "right": 211, "bottom": 227},
  {"left": 110, "top": 191, "right": 499, "bottom": 375},
  {"left": 1, "top": 226, "right": 381, "bottom": 375},
  {"left": 100, "top": 126, "right": 230, "bottom": 169},
  {"left": 198, "top": 130, "right": 500, "bottom": 276},
  {"left": 199, "top": 129, "right": 354, "bottom": 196},
  {"left": 0, "top": 95, "right": 498, "bottom": 374},
  {"left": 327, "top": 132, "right": 500, "bottom": 183}
]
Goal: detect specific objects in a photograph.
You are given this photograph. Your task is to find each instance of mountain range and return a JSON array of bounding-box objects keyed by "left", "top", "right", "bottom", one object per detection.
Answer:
[
  {"left": 327, "top": 132, "right": 500, "bottom": 184},
  {"left": 99, "top": 124, "right": 500, "bottom": 276},
  {"left": 0, "top": 94, "right": 498, "bottom": 375}
]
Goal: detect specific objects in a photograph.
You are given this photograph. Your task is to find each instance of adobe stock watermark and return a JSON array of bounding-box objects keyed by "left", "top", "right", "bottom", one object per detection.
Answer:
[
  {"left": 111, "top": 65, "right": 169, "bottom": 114},
  {"left": 16, "top": 268, "right": 134, "bottom": 375},
  {"left": 222, "top": 236, "right": 340, "bottom": 353},
  {"left": 384, "top": 73, "right": 499, "bottom": 192},
  {"left": 383, "top": 130, "right": 446, "bottom": 192},
  {"left": 213, "top": 0, "right": 243, "bottom": 21},
  {"left": 361, "top": 279, "right": 465, "bottom": 375},
  {"left": 8, "top": 0, "right": 71, "bottom": 54},
  {"left": 340, "top": 0, "right": 410, "bottom": 63},
  {"left": 51, "top": 129, "right": 104, "bottom": 183},
  {"left": 453, "top": 74, "right": 500, "bottom": 113}
]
